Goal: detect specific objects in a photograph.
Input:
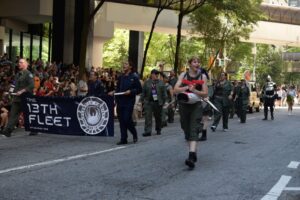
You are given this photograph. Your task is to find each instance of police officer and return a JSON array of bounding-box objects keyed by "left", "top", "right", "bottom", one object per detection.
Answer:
[
  {"left": 109, "top": 61, "right": 142, "bottom": 145},
  {"left": 262, "top": 75, "right": 277, "bottom": 120},
  {"left": 1, "top": 59, "right": 34, "bottom": 137},
  {"left": 140, "top": 69, "right": 166, "bottom": 136}
]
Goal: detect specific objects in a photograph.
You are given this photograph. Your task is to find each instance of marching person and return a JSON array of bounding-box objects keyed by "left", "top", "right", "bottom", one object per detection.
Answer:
[
  {"left": 140, "top": 69, "right": 166, "bottom": 137},
  {"left": 168, "top": 70, "right": 178, "bottom": 123},
  {"left": 198, "top": 67, "right": 210, "bottom": 141},
  {"left": 236, "top": 79, "right": 250, "bottom": 123},
  {"left": 262, "top": 75, "right": 276, "bottom": 120},
  {"left": 109, "top": 61, "right": 142, "bottom": 145},
  {"left": 161, "top": 74, "right": 174, "bottom": 127},
  {"left": 174, "top": 57, "right": 208, "bottom": 169},
  {"left": 210, "top": 72, "right": 233, "bottom": 132},
  {"left": 1, "top": 59, "right": 34, "bottom": 137},
  {"left": 286, "top": 85, "right": 296, "bottom": 115}
]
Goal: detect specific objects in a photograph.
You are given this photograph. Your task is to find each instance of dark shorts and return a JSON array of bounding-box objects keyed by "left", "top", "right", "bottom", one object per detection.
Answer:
[{"left": 202, "top": 104, "right": 211, "bottom": 116}]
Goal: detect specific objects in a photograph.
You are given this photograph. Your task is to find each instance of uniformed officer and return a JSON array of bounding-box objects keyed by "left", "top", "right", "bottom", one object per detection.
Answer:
[
  {"left": 262, "top": 75, "right": 277, "bottom": 120},
  {"left": 236, "top": 79, "right": 250, "bottom": 123},
  {"left": 1, "top": 59, "right": 34, "bottom": 137},
  {"left": 109, "top": 61, "right": 142, "bottom": 145},
  {"left": 140, "top": 69, "right": 167, "bottom": 136},
  {"left": 211, "top": 72, "right": 233, "bottom": 132}
]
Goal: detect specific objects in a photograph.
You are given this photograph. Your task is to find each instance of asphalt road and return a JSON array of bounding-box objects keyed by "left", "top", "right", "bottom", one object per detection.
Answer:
[{"left": 1, "top": 106, "right": 300, "bottom": 200}]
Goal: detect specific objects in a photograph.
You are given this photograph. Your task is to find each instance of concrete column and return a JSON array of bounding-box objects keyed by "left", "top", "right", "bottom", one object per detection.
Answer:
[
  {"left": 129, "top": 31, "right": 144, "bottom": 73},
  {"left": 63, "top": 0, "right": 75, "bottom": 64},
  {"left": 52, "top": 0, "right": 65, "bottom": 63},
  {"left": 0, "top": 26, "right": 5, "bottom": 56},
  {"left": 92, "top": 2, "right": 114, "bottom": 68},
  {"left": 137, "top": 32, "right": 144, "bottom": 74}
]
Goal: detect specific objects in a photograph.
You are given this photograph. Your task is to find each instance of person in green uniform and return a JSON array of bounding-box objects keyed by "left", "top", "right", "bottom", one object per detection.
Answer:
[
  {"left": 140, "top": 69, "right": 167, "bottom": 136},
  {"left": 174, "top": 57, "right": 208, "bottom": 169},
  {"left": 210, "top": 72, "right": 233, "bottom": 132},
  {"left": 1, "top": 59, "right": 34, "bottom": 137},
  {"left": 236, "top": 79, "right": 250, "bottom": 123},
  {"left": 161, "top": 74, "right": 174, "bottom": 127}
]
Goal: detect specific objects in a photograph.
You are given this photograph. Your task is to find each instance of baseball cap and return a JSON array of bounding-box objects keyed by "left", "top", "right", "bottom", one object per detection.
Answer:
[{"left": 151, "top": 69, "right": 160, "bottom": 75}]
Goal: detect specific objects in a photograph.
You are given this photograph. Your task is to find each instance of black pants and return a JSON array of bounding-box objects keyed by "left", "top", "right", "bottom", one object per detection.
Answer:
[
  {"left": 263, "top": 98, "right": 275, "bottom": 119},
  {"left": 117, "top": 104, "right": 137, "bottom": 142}
]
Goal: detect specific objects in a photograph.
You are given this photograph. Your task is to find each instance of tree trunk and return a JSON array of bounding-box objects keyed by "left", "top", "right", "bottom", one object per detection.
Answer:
[
  {"left": 78, "top": 0, "right": 105, "bottom": 78},
  {"left": 140, "top": 9, "right": 162, "bottom": 78},
  {"left": 174, "top": 12, "right": 183, "bottom": 75}
]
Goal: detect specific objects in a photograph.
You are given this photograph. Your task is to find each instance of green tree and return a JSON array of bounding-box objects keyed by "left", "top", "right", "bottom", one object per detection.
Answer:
[
  {"left": 188, "top": 0, "right": 263, "bottom": 77},
  {"left": 255, "top": 44, "right": 283, "bottom": 87},
  {"left": 103, "top": 29, "right": 129, "bottom": 70},
  {"left": 174, "top": 0, "right": 206, "bottom": 74},
  {"left": 141, "top": 0, "right": 180, "bottom": 78}
]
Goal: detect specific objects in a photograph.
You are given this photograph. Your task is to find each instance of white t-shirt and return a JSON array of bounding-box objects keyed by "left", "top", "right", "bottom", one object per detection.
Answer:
[{"left": 77, "top": 80, "right": 88, "bottom": 96}]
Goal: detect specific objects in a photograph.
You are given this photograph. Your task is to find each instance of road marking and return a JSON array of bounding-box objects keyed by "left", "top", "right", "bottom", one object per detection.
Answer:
[
  {"left": 261, "top": 175, "right": 291, "bottom": 200},
  {"left": 287, "top": 161, "right": 300, "bottom": 169},
  {"left": 284, "top": 187, "right": 300, "bottom": 191},
  {"left": 0, "top": 146, "right": 126, "bottom": 175}
]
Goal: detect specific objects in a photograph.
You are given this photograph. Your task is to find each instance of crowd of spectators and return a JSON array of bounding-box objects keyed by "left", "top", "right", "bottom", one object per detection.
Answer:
[{"left": 0, "top": 54, "right": 125, "bottom": 130}]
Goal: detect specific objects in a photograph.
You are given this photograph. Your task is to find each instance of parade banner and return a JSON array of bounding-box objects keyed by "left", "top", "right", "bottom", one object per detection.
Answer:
[{"left": 22, "top": 95, "right": 114, "bottom": 136}]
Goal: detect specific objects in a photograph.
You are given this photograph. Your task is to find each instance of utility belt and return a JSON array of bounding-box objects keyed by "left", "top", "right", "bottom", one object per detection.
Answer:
[
  {"left": 264, "top": 95, "right": 274, "bottom": 98},
  {"left": 149, "top": 99, "right": 158, "bottom": 102},
  {"left": 214, "top": 95, "right": 223, "bottom": 99}
]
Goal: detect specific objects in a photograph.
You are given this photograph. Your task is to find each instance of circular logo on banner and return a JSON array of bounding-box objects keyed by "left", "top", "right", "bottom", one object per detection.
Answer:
[{"left": 77, "top": 97, "right": 109, "bottom": 135}]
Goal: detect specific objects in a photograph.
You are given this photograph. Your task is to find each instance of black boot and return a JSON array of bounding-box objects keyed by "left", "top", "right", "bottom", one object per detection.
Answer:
[
  {"left": 199, "top": 130, "right": 207, "bottom": 141},
  {"left": 262, "top": 110, "right": 268, "bottom": 120},
  {"left": 185, "top": 152, "right": 197, "bottom": 169},
  {"left": 271, "top": 113, "right": 274, "bottom": 120}
]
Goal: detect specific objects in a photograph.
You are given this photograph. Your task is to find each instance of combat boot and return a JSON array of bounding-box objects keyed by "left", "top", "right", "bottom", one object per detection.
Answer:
[
  {"left": 271, "top": 113, "right": 274, "bottom": 120},
  {"left": 262, "top": 110, "right": 268, "bottom": 120},
  {"left": 185, "top": 152, "right": 197, "bottom": 169},
  {"left": 199, "top": 130, "right": 207, "bottom": 141}
]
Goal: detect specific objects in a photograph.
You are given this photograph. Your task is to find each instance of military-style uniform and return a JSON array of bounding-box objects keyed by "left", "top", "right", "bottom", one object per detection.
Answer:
[
  {"left": 140, "top": 78, "right": 166, "bottom": 136},
  {"left": 115, "top": 72, "right": 142, "bottom": 144},
  {"left": 236, "top": 83, "right": 250, "bottom": 123},
  {"left": 178, "top": 72, "right": 203, "bottom": 141},
  {"left": 211, "top": 80, "right": 232, "bottom": 131},
  {"left": 262, "top": 80, "right": 276, "bottom": 120},
  {"left": 2, "top": 69, "right": 34, "bottom": 137},
  {"left": 161, "top": 82, "right": 173, "bottom": 126}
]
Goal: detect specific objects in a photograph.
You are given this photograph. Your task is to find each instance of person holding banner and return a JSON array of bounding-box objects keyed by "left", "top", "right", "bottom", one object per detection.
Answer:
[
  {"left": 1, "top": 59, "right": 34, "bottom": 137},
  {"left": 109, "top": 61, "right": 142, "bottom": 145},
  {"left": 174, "top": 57, "right": 208, "bottom": 169}
]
